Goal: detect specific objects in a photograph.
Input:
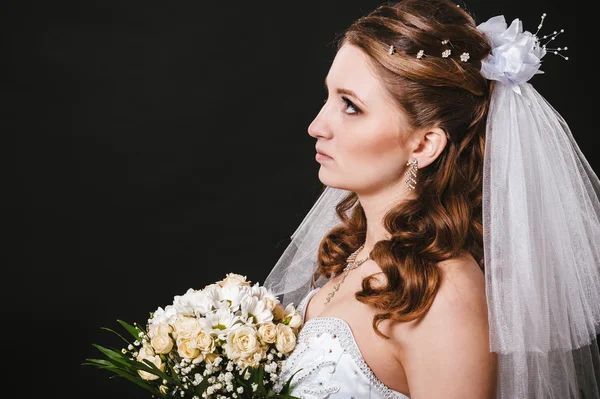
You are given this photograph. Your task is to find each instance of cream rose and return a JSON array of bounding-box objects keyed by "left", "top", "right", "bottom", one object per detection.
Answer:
[
  {"left": 150, "top": 333, "right": 174, "bottom": 354},
  {"left": 173, "top": 316, "right": 200, "bottom": 340},
  {"left": 264, "top": 297, "right": 278, "bottom": 312},
  {"left": 238, "top": 346, "right": 267, "bottom": 368},
  {"left": 225, "top": 325, "right": 263, "bottom": 360},
  {"left": 204, "top": 352, "right": 218, "bottom": 364},
  {"left": 275, "top": 324, "right": 296, "bottom": 354},
  {"left": 218, "top": 273, "right": 250, "bottom": 287},
  {"left": 192, "top": 329, "right": 215, "bottom": 354},
  {"left": 136, "top": 343, "right": 165, "bottom": 381},
  {"left": 177, "top": 337, "right": 202, "bottom": 361},
  {"left": 148, "top": 322, "right": 173, "bottom": 339},
  {"left": 257, "top": 322, "right": 277, "bottom": 344},
  {"left": 288, "top": 313, "right": 303, "bottom": 329}
]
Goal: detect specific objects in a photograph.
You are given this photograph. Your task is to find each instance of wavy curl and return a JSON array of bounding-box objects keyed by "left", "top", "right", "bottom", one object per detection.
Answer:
[{"left": 314, "top": 0, "right": 494, "bottom": 339}]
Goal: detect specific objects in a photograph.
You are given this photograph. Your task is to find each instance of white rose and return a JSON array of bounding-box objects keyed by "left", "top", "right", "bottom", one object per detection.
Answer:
[
  {"left": 275, "top": 324, "right": 296, "bottom": 355},
  {"left": 173, "top": 316, "right": 201, "bottom": 340},
  {"left": 288, "top": 314, "right": 303, "bottom": 329},
  {"left": 257, "top": 322, "right": 277, "bottom": 344},
  {"left": 477, "top": 15, "right": 546, "bottom": 86},
  {"left": 217, "top": 273, "right": 250, "bottom": 287},
  {"left": 192, "top": 329, "right": 215, "bottom": 354},
  {"left": 150, "top": 333, "right": 174, "bottom": 354},
  {"left": 177, "top": 337, "right": 202, "bottom": 361},
  {"left": 224, "top": 326, "right": 262, "bottom": 360},
  {"left": 136, "top": 343, "right": 165, "bottom": 381}
]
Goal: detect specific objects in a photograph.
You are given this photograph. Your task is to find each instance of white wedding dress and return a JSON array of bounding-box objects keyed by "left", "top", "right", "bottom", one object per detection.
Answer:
[{"left": 278, "top": 287, "right": 410, "bottom": 399}]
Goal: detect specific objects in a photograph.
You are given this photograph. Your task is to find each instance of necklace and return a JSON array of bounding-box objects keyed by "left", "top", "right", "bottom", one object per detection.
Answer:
[{"left": 325, "top": 243, "right": 371, "bottom": 305}]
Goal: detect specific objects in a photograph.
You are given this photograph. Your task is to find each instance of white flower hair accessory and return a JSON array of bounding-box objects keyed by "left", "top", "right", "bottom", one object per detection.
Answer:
[{"left": 477, "top": 14, "right": 566, "bottom": 92}]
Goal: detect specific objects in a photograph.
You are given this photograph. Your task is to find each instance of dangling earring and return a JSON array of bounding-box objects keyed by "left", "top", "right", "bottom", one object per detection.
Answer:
[{"left": 405, "top": 159, "right": 418, "bottom": 191}]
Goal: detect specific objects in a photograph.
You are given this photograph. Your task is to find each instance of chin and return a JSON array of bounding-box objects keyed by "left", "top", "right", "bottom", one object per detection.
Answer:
[{"left": 318, "top": 168, "right": 353, "bottom": 192}]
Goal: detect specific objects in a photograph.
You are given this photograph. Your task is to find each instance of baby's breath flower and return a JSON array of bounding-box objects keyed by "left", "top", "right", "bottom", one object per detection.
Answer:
[
  {"left": 251, "top": 383, "right": 258, "bottom": 392},
  {"left": 237, "top": 386, "right": 244, "bottom": 393}
]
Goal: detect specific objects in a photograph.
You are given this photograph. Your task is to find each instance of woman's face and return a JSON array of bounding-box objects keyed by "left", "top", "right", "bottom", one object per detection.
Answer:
[{"left": 308, "top": 43, "right": 415, "bottom": 195}]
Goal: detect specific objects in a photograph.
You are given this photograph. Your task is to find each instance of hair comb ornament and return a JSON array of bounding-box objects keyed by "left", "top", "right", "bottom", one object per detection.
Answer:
[
  {"left": 388, "top": 44, "right": 396, "bottom": 55},
  {"left": 477, "top": 13, "right": 567, "bottom": 90}
]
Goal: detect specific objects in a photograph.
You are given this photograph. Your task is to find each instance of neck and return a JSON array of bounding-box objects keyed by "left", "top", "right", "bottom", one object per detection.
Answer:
[{"left": 355, "top": 181, "right": 417, "bottom": 259}]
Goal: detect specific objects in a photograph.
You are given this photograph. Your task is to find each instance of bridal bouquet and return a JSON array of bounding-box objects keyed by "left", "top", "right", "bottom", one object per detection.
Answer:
[{"left": 85, "top": 273, "right": 303, "bottom": 398}]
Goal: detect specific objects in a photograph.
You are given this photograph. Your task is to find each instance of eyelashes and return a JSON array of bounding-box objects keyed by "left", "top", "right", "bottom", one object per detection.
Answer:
[
  {"left": 323, "top": 95, "right": 361, "bottom": 115},
  {"left": 341, "top": 96, "right": 360, "bottom": 115}
]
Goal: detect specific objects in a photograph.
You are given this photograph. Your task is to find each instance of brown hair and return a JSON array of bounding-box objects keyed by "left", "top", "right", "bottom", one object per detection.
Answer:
[{"left": 314, "top": 0, "right": 494, "bottom": 338}]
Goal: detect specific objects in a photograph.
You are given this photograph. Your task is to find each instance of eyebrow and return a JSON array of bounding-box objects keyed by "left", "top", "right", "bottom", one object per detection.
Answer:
[{"left": 324, "top": 76, "right": 366, "bottom": 108}]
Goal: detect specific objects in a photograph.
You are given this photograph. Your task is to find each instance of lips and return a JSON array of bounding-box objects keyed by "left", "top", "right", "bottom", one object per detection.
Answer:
[{"left": 315, "top": 147, "right": 332, "bottom": 159}]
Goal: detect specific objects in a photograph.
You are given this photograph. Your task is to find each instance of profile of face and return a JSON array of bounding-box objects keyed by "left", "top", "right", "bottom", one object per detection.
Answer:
[
  {"left": 308, "top": 44, "right": 412, "bottom": 195},
  {"left": 308, "top": 43, "right": 445, "bottom": 196}
]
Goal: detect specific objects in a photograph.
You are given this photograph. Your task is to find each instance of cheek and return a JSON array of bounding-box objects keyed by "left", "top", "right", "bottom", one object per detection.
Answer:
[{"left": 341, "top": 127, "right": 405, "bottom": 173}]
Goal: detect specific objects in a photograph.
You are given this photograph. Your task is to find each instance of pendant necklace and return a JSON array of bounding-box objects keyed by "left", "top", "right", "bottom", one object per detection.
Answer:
[{"left": 324, "top": 243, "right": 370, "bottom": 305}]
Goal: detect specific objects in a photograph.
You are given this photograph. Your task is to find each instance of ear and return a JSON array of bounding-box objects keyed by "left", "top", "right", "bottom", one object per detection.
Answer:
[{"left": 409, "top": 127, "right": 448, "bottom": 169}]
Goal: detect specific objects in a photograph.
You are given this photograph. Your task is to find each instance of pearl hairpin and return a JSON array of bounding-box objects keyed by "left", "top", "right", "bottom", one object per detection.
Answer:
[
  {"left": 389, "top": 45, "right": 396, "bottom": 55},
  {"left": 416, "top": 49, "right": 425, "bottom": 59},
  {"left": 535, "top": 13, "right": 569, "bottom": 60},
  {"left": 460, "top": 52, "right": 470, "bottom": 62},
  {"left": 442, "top": 49, "right": 451, "bottom": 58}
]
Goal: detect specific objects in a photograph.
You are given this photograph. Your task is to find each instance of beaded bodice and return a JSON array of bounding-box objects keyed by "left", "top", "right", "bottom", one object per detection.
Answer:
[{"left": 277, "top": 287, "right": 409, "bottom": 399}]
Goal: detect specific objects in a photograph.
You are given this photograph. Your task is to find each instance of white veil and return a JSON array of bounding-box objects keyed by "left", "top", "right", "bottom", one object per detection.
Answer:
[{"left": 264, "top": 14, "right": 600, "bottom": 399}]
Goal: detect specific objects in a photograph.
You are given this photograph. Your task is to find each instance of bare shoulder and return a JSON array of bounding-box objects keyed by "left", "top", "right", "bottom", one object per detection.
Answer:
[{"left": 390, "top": 253, "right": 498, "bottom": 398}]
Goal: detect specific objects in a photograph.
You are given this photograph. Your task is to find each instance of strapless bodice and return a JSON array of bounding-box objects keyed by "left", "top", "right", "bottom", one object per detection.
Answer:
[{"left": 277, "top": 288, "right": 409, "bottom": 399}]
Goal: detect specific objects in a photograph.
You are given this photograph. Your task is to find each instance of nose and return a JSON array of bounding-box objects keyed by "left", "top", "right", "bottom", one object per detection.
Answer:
[{"left": 308, "top": 103, "right": 333, "bottom": 140}]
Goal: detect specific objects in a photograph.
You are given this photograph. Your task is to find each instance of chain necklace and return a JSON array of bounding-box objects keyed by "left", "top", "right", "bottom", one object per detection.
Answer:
[{"left": 325, "top": 243, "right": 370, "bottom": 305}]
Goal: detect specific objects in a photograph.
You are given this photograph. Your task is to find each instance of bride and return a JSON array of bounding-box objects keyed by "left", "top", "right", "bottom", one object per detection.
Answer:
[{"left": 265, "top": 0, "right": 600, "bottom": 398}]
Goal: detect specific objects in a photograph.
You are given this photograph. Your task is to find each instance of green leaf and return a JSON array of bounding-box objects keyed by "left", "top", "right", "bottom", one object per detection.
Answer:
[
  {"left": 92, "top": 344, "right": 168, "bottom": 381},
  {"left": 194, "top": 378, "right": 210, "bottom": 395},
  {"left": 141, "top": 359, "right": 176, "bottom": 385},
  {"left": 117, "top": 319, "right": 143, "bottom": 340},
  {"left": 100, "top": 327, "right": 132, "bottom": 345},
  {"left": 279, "top": 368, "right": 303, "bottom": 395},
  {"left": 109, "top": 368, "right": 166, "bottom": 399},
  {"left": 256, "top": 366, "right": 267, "bottom": 395},
  {"left": 92, "top": 344, "right": 136, "bottom": 369}
]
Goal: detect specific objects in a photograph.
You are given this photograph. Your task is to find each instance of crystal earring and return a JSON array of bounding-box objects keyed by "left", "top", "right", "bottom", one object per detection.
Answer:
[{"left": 405, "top": 159, "right": 418, "bottom": 191}]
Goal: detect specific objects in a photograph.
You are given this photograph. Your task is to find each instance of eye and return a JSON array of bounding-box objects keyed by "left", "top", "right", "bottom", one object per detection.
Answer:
[{"left": 342, "top": 96, "right": 361, "bottom": 115}]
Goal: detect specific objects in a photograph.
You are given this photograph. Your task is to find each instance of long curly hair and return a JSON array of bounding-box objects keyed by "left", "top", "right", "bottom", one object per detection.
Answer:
[{"left": 313, "top": 0, "right": 494, "bottom": 338}]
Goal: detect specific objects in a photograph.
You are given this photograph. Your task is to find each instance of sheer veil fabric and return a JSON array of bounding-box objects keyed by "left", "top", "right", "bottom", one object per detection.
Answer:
[{"left": 264, "top": 14, "right": 600, "bottom": 399}]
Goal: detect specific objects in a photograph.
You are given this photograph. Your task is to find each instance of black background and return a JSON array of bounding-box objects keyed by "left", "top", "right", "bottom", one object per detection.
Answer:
[{"left": 5, "top": 0, "right": 595, "bottom": 398}]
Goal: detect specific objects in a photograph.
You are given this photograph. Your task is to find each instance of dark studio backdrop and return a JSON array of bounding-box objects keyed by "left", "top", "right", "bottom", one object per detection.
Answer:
[{"left": 5, "top": 0, "right": 595, "bottom": 397}]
